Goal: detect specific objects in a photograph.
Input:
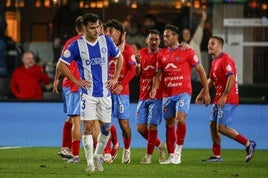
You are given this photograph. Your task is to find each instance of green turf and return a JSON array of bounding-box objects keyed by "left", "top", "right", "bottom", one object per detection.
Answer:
[{"left": 0, "top": 147, "right": 267, "bottom": 178}]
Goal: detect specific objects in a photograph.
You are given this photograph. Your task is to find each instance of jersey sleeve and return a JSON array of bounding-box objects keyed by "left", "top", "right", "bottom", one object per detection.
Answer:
[
  {"left": 186, "top": 48, "right": 200, "bottom": 68},
  {"left": 59, "top": 41, "right": 79, "bottom": 65},
  {"left": 223, "top": 57, "right": 235, "bottom": 77},
  {"left": 106, "top": 36, "right": 121, "bottom": 58}
]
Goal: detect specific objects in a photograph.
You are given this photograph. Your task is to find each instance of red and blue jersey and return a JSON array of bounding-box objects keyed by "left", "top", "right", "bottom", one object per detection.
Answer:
[
  {"left": 157, "top": 45, "right": 200, "bottom": 97},
  {"left": 139, "top": 48, "right": 163, "bottom": 100},
  {"left": 209, "top": 52, "right": 239, "bottom": 105},
  {"left": 109, "top": 44, "right": 136, "bottom": 95}
]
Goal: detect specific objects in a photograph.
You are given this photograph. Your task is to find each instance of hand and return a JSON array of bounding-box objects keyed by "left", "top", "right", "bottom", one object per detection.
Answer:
[
  {"left": 135, "top": 54, "right": 141, "bottom": 64},
  {"left": 118, "top": 32, "right": 126, "bottom": 52},
  {"left": 195, "top": 91, "right": 211, "bottom": 107},
  {"left": 77, "top": 79, "right": 91, "bottom": 89},
  {"left": 201, "top": 10, "right": 207, "bottom": 22},
  {"left": 181, "top": 42, "right": 191, "bottom": 51},
  {"left": 149, "top": 89, "right": 157, "bottom": 99},
  {"left": 106, "top": 78, "right": 118, "bottom": 89},
  {"left": 217, "top": 95, "right": 227, "bottom": 108},
  {"left": 112, "top": 83, "right": 123, "bottom": 94}
]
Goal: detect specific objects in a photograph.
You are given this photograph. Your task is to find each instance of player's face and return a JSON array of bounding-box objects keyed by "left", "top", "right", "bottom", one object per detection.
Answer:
[
  {"left": 84, "top": 21, "right": 100, "bottom": 42},
  {"left": 163, "top": 29, "right": 177, "bottom": 47},
  {"left": 146, "top": 33, "right": 160, "bottom": 52},
  {"left": 104, "top": 27, "right": 121, "bottom": 44},
  {"left": 208, "top": 38, "right": 222, "bottom": 57}
]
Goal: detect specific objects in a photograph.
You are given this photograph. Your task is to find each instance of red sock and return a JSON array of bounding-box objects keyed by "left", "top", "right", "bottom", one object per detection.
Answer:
[
  {"left": 155, "top": 138, "right": 161, "bottom": 147},
  {"left": 166, "top": 126, "right": 175, "bottom": 154},
  {"left": 93, "top": 141, "right": 97, "bottom": 149},
  {"left": 123, "top": 138, "right": 131, "bottom": 149},
  {"left": 147, "top": 130, "right": 157, "bottom": 155},
  {"left": 62, "top": 122, "right": 72, "bottom": 149},
  {"left": 213, "top": 143, "right": 221, "bottom": 156},
  {"left": 71, "top": 140, "right": 80, "bottom": 156},
  {"left": 176, "top": 123, "right": 186, "bottom": 145},
  {"left": 110, "top": 124, "right": 119, "bottom": 145},
  {"left": 235, "top": 134, "right": 248, "bottom": 145},
  {"left": 104, "top": 138, "right": 111, "bottom": 154}
]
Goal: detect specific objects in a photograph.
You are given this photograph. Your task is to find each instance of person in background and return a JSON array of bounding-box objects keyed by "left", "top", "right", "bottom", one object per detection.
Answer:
[
  {"left": 196, "top": 36, "right": 256, "bottom": 162},
  {"left": 10, "top": 51, "right": 51, "bottom": 100},
  {"left": 181, "top": 10, "right": 207, "bottom": 101},
  {"left": 52, "top": 0, "right": 83, "bottom": 63},
  {"left": 53, "top": 16, "right": 84, "bottom": 163},
  {"left": 56, "top": 13, "right": 123, "bottom": 172},
  {"left": 150, "top": 24, "right": 210, "bottom": 165},
  {"left": 135, "top": 29, "right": 167, "bottom": 164},
  {"left": 104, "top": 19, "right": 136, "bottom": 164}
]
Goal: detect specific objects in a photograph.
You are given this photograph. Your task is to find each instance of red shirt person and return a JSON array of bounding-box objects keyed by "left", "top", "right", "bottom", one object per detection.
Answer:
[{"left": 10, "top": 51, "right": 50, "bottom": 100}]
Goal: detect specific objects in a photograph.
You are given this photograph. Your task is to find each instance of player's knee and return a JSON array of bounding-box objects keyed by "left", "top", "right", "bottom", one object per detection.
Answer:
[{"left": 101, "top": 123, "right": 111, "bottom": 136}]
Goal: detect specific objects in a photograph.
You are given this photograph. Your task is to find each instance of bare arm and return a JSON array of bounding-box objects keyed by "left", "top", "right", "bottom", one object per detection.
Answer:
[
  {"left": 217, "top": 74, "right": 235, "bottom": 108},
  {"left": 56, "top": 60, "right": 90, "bottom": 89},
  {"left": 149, "top": 70, "right": 162, "bottom": 99},
  {"left": 107, "top": 54, "right": 123, "bottom": 89},
  {"left": 135, "top": 54, "right": 141, "bottom": 77},
  {"left": 53, "top": 60, "right": 62, "bottom": 94},
  {"left": 195, "top": 64, "right": 211, "bottom": 106}
]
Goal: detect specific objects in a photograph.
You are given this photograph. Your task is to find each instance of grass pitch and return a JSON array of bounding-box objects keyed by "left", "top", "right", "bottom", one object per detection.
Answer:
[{"left": 0, "top": 147, "right": 267, "bottom": 178}]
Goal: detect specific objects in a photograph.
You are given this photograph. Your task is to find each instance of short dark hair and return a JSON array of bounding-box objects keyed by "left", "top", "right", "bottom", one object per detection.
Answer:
[
  {"left": 82, "top": 13, "right": 100, "bottom": 26},
  {"left": 75, "top": 16, "right": 83, "bottom": 32},
  {"left": 210, "top": 36, "right": 224, "bottom": 46},
  {"left": 146, "top": 29, "right": 160, "bottom": 37},
  {"left": 164, "top": 24, "right": 180, "bottom": 35},
  {"left": 104, "top": 19, "right": 124, "bottom": 34}
]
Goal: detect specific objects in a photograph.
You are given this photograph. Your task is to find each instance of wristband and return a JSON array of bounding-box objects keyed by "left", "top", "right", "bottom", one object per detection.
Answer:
[{"left": 136, "top": 63, "right": 141, "bottom": 68}]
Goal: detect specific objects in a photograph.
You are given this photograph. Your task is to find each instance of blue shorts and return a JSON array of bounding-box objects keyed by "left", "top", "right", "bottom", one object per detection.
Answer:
[
  {"left": 62, "top": 87, "right": 80, "bottom": 116},
  {"left": 112, "top": 94, "right": 130, "bottom": 119},
  {"left": 162, "top": 93, "right": 191, "bottom": 119},
  {"left": 136, "top": 99, "right": 163, "bottom": 125},
  {"left": 210, "top": 104, "right": 237, "bottom": 126}
]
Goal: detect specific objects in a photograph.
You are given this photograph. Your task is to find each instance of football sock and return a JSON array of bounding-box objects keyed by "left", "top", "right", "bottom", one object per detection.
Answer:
[
  {"left": 104, "top": 138, "right": 111, "bottom": 154},
  {"left": 95, "top": 133, "right": 110, "bottom": 155},
  {"left": 82, "top": 135, "right": 94, "bottom": 166},
  {"left": 235, "top": 134, "right": 248, "bottom": 146},
  {"left": 71, "top": 140, "right": 80, "bottom": 156},
  {"left": 62, "top": 121, "right": 72, "bottom": 149},
  {"left": 147, "top": 130, "right": 157, "bottom": 155},
  {"left": 110, "top": 124, "right": 119, "bottom": 145},
  {"left": 212, "top": 143, "right": 221, "bottom": 156},
  {"left": 166, "top": 126, "right": 175, "bottom": 154},
  {"left": 176, "top": 123, "right": 186, "bottom": 145},
  {"left": 123, "top": 137, "right": 131, "bottom": 150},
  {"left": 155, "top": 138, "right": 161, "bottom": 147},
  {"left": 175, "top": 144, "right": 183, "bottom": 155}
]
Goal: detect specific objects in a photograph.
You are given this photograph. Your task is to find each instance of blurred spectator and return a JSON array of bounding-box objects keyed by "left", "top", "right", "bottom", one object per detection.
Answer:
[
  {"left": 143, "top": 14, "right": 166, "bottom": 35},
  {"left": 10, "top": 51, "right": 51, "bottom": 100},
  {"left": 181, "top": 10, "right": 207, "bottom": 102},
  {"left": 123, "top": 14, "right": 146, "bottom": 48},
  {"left": 0, "top": 0, "right": 7, "bottom": 76},
  {"left": 51, "top": 0, "right": 83, "bottom": 63}
]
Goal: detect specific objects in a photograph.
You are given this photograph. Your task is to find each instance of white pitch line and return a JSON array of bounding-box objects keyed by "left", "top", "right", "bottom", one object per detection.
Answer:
[{"left": 0, "top": 146, "right": 23, "bottom": 150}]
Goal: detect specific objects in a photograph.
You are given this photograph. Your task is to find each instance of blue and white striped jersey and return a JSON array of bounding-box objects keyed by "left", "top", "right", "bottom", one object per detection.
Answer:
[{"left": 60, "top": 34, "right": 120, "bottom": 97}]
